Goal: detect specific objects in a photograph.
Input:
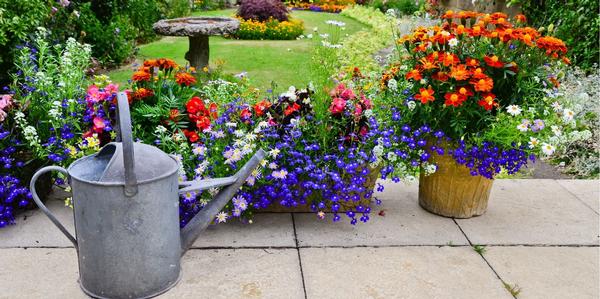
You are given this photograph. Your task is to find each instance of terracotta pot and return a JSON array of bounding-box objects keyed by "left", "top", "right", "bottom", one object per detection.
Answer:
[
  {"left": 264, "top": 165, "right": 381, "bottom": 213},
  {"left": 418, "top": 147, "right": 493, "bottom": 218}
]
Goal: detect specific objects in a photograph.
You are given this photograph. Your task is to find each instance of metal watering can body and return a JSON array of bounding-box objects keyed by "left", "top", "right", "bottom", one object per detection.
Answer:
[{"left": 30, "top": 93, "right": 265, "bottom": 299}]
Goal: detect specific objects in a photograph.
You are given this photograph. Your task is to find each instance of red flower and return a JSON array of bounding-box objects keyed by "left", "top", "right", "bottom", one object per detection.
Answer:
[
  {"left": 444, "top": 92, "right": 467, "bottom": 107},
  {"left": 186, "top": 97, "right": 207, "bottom": 115},
  {"left": 414, "top": 86, "right": 435, "bottom": 104},
  {"left": 209, "top": 103, "right": 218, "bottom": 119},
  {"left": 133, "top": 88, "right": 154, "bottom": 100},
  {"left": 457, "top": 86, "right": 474, "bottom": 97},
  {"left": 484, "top": 55, "right": 504, "bottom": 68},
  {"left": 195, "top": 116, "right": 211, "bottom": 131},
  {"left": 441, "top": 52, "right": 460, "bottom": 66},
  {"left": 169, "top": 109, "right": 180, "bottom": 122},
  {"left": 478, "top": 93, "right": 497, "bottom": 110},
  {"left": 240, "top": 108, "right": 252, "bottom": 119},
  {"left": 329, "top": 97, "right": 346, "bottom": 114},
  {"left": 254, "top": 100, "right": 272, "bottom": 116},
  {"left": 284, "top": 103, "right": 300, "bottom": 116},
  {"left": 471, "top": 76, "right": 494, "bottom": 92},
  {"left": 183, "top": 129, "right": 199, "bottom": 142},
  {"left": 405, "top": 69, "right": 422, "bottom": 81},
  {"left": 432, "top": 71, "right": 449, "bottom": 82},
  {"left": 449, "top": 64, "right": 470, "bottom": 81}
]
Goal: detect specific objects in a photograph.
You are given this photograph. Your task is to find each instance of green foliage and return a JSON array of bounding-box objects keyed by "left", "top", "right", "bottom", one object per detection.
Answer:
[
  {"left": 193, "top": 0, "right": 231, "bottom": 11},
  {"left": 516, "top": 0, "right": 599, "bottom": 71},
  {"left": 369, "top": 0, "right": 420, "bottom": 15},
  {"left": 127, "top": 0, "right": 162, "bottom": 43},
  {"left": 339, "top": 6, "right": 394, "bottom": 73},
  {"left": 158, "top": 0, "right": 192, "bottom": 18},
  {"left": 77, "top": 3, "right": 137, "bottom": 65},
  {"left": 472, "top": 244, "right": 486, "bottom": 255},
  {"left": 0, "top": 0, "right": 49, "bottom": 83}
]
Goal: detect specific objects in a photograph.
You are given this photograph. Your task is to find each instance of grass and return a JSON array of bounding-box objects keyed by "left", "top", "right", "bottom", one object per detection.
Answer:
[
  {"left": 503, "top": 282, "right": 522, "bottom": 297},
  {"left": 472, "top": 244, "right": 487, "bottom": 255},
  {"left": 107, "top": 9, "right": 367, "bottom": 92}
]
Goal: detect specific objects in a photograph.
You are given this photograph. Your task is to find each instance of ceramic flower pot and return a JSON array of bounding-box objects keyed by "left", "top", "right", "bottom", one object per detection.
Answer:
[
  {"left": 418, "top": 147, "right": 494, "bottom": 218},
  {"left": 265, "top": 165, "right": 381, "bottom": 213}
]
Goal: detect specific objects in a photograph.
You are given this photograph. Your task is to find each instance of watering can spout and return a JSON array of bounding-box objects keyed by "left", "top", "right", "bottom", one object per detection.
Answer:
[{"left": 179, "top": 149, "right": 266, "bottom": 254}]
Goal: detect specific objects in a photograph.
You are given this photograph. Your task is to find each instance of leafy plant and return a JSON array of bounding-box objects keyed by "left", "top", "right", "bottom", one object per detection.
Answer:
[
  {"left": 235, "top": 17, "right": 304, "bottom": 40},
  {"left": 238, "top": 0, "right": 290, "bottom": 22},
  {"left": 370, "top": 0, "right": 420, "bottom": 15}
]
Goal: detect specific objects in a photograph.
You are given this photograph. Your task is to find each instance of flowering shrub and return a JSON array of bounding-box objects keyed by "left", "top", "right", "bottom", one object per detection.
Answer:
[
  {"left": 288, "top": 0, "right": 355, "bottom": 13},
  {"left": 0, "top": 29, "right": 92, "bottom": 227},
  {"left": 238, "top": 0, "right": 290, "bottom": 22},
  {"left": 381, "top": 11, "right": 576, "bottom": 178},
  {"left": 235, "top": 17, "right": 304, "bottom": 40}
]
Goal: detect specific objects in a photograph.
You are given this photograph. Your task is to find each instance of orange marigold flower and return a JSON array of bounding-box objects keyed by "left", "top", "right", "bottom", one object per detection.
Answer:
[
  {"left": 133, "top": 88, "right": 154, "bottom": 99},
  {"left": 441, "top": 52, "right": 460, "bottom": 66},
  {"left": 414, "top": 86, "right": 436, "bottom": 104},
  {"left": 469, "top": 25, "right": 485, "bottom": 37},
  {"left": 562, "top": 57, "right": 571, "bottom": 64},
  {"left": 157, "top": 58, "right": 178, "bottom": 70},
  {"left": 515, "top": 14, "right": 527, "bottom": 23},
  {"left": 419, "top": 57, "right": 438, "bottom": 70},
  {"left": 450, "top": 64, "right": 470, "bottom": 81},
  {"left": 169, "top": 109, "right": 180, "bottom": 121},
  {"left": 465, "top": 57, "right": 480, "bottom": 67},
  {"left": 454, "top": 24, "right": 466, "bottom": 35},
  {"left": 175, "top": 72, "right": 197, "bottom": 86},
  {"left": 457, "top": 86, "right": 474, "bottom": 97},
  {"left": 132, "top": 71, "right": 151, "bottom": 82},
  {"left": 478, "top": 93, "right": 497, "bottom": 110},
  {"left": 444, "top": 92, "right": 467, "bottom": 107},
  {"left": 414, "top": 43, "right": 429, "bottom": 52},
  {"left": 432, "top": 71, "right": 449, "bottom": 82},
  {"left": 484, "top": 55, "right": 505, "bottom": 68},
  {"left": 536, "top": 36, "right": 568, "bottom": 57},
  {"left": 471, "top": 67, "right": 488, "bottom": 79},
  {"left": 143, "top": 59, "right": 158, "bottom": 67},
  {"left": 405, "top": 69, "right": 423, "bottom": 81},
  {"left": 471, "top": 77, "right": 494, "bottom": 92},
  {"left": 441, "top": 10, "right": 455, "bottom": 19}
]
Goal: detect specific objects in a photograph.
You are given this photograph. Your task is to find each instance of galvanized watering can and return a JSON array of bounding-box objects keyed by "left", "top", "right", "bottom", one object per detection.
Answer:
[{"left": 30, "top": 92, "right": 265, "bottom": 299}]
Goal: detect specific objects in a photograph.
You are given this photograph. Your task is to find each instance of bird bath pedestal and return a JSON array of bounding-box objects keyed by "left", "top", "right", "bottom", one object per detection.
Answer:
[{"left": 153, "top": 17, "right": 239, "bottom": 70}]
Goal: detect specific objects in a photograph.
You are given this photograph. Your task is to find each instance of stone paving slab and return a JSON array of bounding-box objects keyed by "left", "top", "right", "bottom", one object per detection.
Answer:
[
  {"left": 484, "top": 246, "right": 600, "bottom": 299},
  {"left": 192, "top": 213, "right": 295, "bottom": 248},
  {"left": 456, "top": 179, "right": 600, "bottom": 245},
  {"left": 0, "top": 199, "right": 75, "bottom": 248},
  {"left": 300, "top": 246, "right": 512, "bottom": 299},
  {"left": 294, "top": 197, "right": 469, "bottom": 247},
  {"left": 162, "top": 248, "right": 304, "bottom": 299},
  {"left": 557, "top": 180, "right": 600, "bottom": 214},
  {"left": 0, "top": 248, "right": 305, "bottom": 299}
]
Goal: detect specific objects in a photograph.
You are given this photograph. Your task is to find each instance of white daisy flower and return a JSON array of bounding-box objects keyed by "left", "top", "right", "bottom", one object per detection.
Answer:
[
  {"left": 448, "top": 38, "right": 459, "bottom": 47},
  {"left": 528, "top": 137, "right": 540, "bottom": 149},
  {"left": 215, "top": 212, "right": 229, "bottom": 223},
  {"left": 506, "top": 105, "right": 522, "bottom": 116},
  {"left": 541, "top": 143, "right": 555, "bottom": 155},
  {"left": 562, "top": 109, "right": 575, "bottom": 122}
]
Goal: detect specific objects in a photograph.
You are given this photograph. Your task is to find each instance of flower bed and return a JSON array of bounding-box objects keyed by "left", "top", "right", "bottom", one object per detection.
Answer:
[
  {"left": 235, "top": 17, "right": 305, "bottom": 40},
  {"left": 288, "top": 0, "right": 355, "bottom": 13}
]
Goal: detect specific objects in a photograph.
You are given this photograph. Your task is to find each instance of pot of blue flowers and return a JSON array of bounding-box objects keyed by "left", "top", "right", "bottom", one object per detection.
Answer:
[{"left": 383, "top": 11, "right": 575, "bottom": 217}]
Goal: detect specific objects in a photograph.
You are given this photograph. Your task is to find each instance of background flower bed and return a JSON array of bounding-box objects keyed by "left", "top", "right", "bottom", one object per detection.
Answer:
[{"left": 234, "top": 0, "right": 305, "bottom": 40}]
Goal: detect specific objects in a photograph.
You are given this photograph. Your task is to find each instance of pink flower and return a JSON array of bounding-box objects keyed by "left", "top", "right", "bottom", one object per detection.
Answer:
[
  {"left": 329, "top": 97, "right": 346, "bottom": 114},
  {"left": 0, "top": 95, "right": 12, "bottom": 110},
  {"left": 0, "top": 110, "right": 6, "bottom": 122},
  {"left": 354, "top": 103, "right": 363, "bottom": 117},
  {"left": 340, "top": 88, "right": 356, "bottom": 100},
  {"left": 105, "top": 83, "right": 119, "bottom": 95},
  {"left": 87, "top": 85, "right": 101, "bottom": 103},
  {"left": 359, "top": 126, "right": 369, "bottom": 137},
  {"left": 92, "top": 117, "right": 106, "bottom": 133},
  {"left": 361, "top": 95, "right": 373, "bottom": 109}
]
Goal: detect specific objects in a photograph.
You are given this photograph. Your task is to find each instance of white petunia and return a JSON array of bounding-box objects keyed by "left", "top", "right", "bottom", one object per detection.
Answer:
[{"left": 506, "top": 105, "right": 522, "bottom": 116}]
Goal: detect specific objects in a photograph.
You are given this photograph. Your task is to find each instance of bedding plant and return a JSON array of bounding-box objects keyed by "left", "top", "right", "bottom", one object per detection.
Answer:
[
  {"left": 381, "top": 10, "right": 577, "bottom": 179},
  {"left": 88, "top": 57, "right": 431, "bottom": 226},
  {"left": 235, "top": 0, "right": 305, "bottom": 40},
  {"left": 0, "top": 28, "right": 94, "bottom": 227}
]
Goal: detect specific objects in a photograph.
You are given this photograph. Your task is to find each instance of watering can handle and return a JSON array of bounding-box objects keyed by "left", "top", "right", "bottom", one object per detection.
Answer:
[
  {"left": 30, "top": 166, "right": 78, "bottom": 248},
  {"left": 115, "top": 92, "right": 138, "bottom": 197}
]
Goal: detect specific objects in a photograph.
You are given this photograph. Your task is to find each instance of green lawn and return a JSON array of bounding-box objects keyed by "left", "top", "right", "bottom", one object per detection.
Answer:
[{"left": 107, "top": 10, "right": 367, "bottom": 91}]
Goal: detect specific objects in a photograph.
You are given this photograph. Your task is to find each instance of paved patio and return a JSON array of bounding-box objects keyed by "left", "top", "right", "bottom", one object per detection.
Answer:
[{"left": 0, "top": 179, "right": 598, "bottom": 299}]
